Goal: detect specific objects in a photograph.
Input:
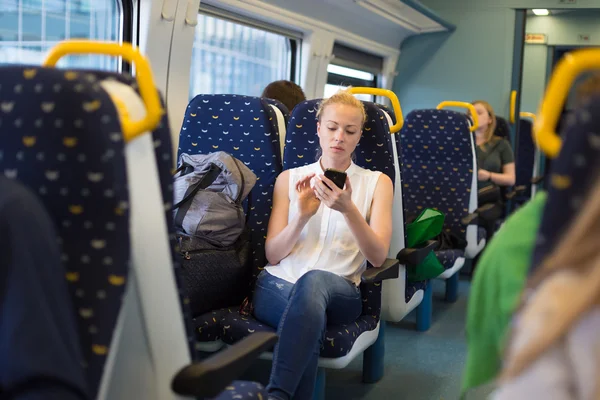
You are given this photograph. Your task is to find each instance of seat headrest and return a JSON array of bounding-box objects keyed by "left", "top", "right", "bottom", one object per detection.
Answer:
[{"left": 283, "top": 99, "right": 395, "bottom": 182}]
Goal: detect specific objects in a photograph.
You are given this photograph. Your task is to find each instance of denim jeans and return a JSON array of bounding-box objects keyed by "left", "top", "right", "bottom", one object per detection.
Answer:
[{"left": 253, "top": 269, "right": 362, "bottom": 400}]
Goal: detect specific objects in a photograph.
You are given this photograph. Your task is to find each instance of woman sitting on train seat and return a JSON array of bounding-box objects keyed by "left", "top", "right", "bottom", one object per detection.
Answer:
[
  {"left": 492, "top": 176, "right": 600, "bottom": 400},
  {"left": 261, "top": 80, "right": 306, "bottom": 113},
  {"left": 472, "top": 100, "right": 516, "bottom": 189},
  {"left": 252, "top": 89, "right": 394, "bottom": 400}
]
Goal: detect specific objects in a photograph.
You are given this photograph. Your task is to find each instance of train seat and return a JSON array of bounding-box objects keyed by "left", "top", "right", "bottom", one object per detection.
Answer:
[
  {"left": 371, "top": 103, "right": 432, "bottom": 329},
  {"left": 514, "top": 118, "right": 537, "bottom": 202},
  {"left": 0, "top": 60, "right": 275, "bottom": 400},
  {"left": 178, "top": 94, "right": 284, "bottom": 349},
  {"left": 530, "top": 94, "right": 600, "bottom": 273},
  {"left": 0, "top": 65, "right": 132, "bottom": 399},
  {"left": 494, "top": 116, "right": 511, "bottom": 143},
  {"left": 239, "top": 99, "right": 404, "bottom": 381},
  {"left": 400, "top": 108, "right": 485, "bottom": 302},
  {"left": 263, "top": 97, "right": 289, "bottom": 161}
]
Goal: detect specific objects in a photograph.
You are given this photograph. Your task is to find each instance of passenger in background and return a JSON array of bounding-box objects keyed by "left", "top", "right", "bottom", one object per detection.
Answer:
[
  {"left": 492, "top": 175, "right": 600, "bottom": 399},
  {"left": 261, "top": 80, "right": 306, "bottom": 113},
  {"left": 472, "top": 101, "right": 516, "bottom": 189},
  {"left": 252, "top": 89, "right": 394, "bottom": 400}
]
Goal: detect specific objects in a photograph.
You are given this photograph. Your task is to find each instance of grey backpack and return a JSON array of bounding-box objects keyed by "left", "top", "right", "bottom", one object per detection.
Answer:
[{"left": 173, "top": 152, "right": 257, "bottom": 247}]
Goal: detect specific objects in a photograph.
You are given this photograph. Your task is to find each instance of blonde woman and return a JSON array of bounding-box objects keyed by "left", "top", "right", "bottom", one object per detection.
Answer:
[
  {"left": 472, "top": 101, "right": 516, "bottom": 189},
  {"left": 492, "top": 174, "right": 600, "bottom": 399},
  {"left": 253, "top": 88, "right": 394, "bottom": 400}
]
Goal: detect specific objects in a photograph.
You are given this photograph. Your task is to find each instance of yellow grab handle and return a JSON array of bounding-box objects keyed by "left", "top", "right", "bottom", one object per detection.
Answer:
[
  {"left": 436, "top": 101, "right": 478, "bottom": 132},
  {"left": 43, "top": 40, "right": 163, "bottom": 142},
  {"left": 520, "top": 112, "right": 537, "bottom": 124},
  {"left": 347, "top": 87, "right": 404, "bottom": 133},
  {"left": 510, "top": 90, "right": 517, "bottom": 124},
  {"left": 535, "top": 48, "right": 600, "bottom": 159}
]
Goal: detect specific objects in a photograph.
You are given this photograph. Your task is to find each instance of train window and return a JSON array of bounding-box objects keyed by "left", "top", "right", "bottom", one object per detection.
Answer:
[
  {"left": 325, "top": 43, "right": 382, "bottom": 101},
  {"left": 0, "top": 0, "right": 127, "bottom": 71},
  {"left": 190, "top": 6, "right": 301, "bottom": 99}
]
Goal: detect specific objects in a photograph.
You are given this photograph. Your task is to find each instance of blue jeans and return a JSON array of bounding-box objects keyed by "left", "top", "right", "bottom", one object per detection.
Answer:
[{"left": 253, "top": 270, "right": 362, "bottom": 400}]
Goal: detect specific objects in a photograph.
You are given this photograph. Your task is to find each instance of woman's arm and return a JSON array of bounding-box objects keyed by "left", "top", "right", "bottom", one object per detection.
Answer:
[
  {"left": 264, "top": 171, "right": 319, "bottom": 265},
  {"left": 488, "top": 162, "right": 516, "bottom": 186},
  {"left": 341, "top": 174, "right": 394, "bottom": 268}
]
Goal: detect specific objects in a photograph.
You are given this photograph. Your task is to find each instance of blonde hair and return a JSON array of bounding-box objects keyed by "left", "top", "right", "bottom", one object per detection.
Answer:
[
  {"left": 317, "top": 87, "right": 367, "bottom": 127},
  {"left": 471, "top": 100, "right": 497, "bottom": 145},
  {"left": 500, "top": 174, "right": 600, "bottom": 392}
]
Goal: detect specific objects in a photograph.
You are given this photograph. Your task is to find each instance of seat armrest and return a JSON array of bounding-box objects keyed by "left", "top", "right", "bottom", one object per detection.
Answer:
[
  {"left": 361, "top": 258, "right": 400, "bottom": 284},
  {"left": 461, "top": 203, "right": 501, "bottom": 225},
  {"left": 171, "top": 332, "right": 278, "bottom": 397},
  {"left": 505, "top": 185, "right": 527, "bottom": 200},
  {"left": 532, "top": 175, "right": 544, "bottom": 185},
  {"left": 396, "top": 240, "right": 438, "bottom": 266}
]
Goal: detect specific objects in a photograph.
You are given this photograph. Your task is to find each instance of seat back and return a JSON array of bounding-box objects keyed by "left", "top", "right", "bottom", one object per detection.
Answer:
[
  {"left": 0, "top": 66, "right": 130, "bottom": 398},
  {"left": 400, "top": 109, "right": 479, "bottom": 256},
  {"left": 88, "top": 71, "right": 198, "bottom": 361},
  {"left": 178, "top": 94, "right": 283, "bottom": 292},
  {"left": 494, "top": 116, "right": 511, "bottom": 143},
  {"left": 531, "top": 95, "right": 600, "bottom": 271},
  {"left": 515, "top": 119, "right": 536, "bottom": 199},
  {"left": 263, "top": 98, "right": 289, "bottom": 162},
  {"left": 283, "top": 99, "right": 396, "bottom": 319}
]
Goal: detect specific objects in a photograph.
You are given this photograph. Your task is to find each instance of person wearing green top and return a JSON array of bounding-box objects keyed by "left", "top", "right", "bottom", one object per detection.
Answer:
[
  {"left": 461, "top": 191, "right": 547, "bottom": 397},
  {"left": 471, "top": 101, "right": 516, "bottom": 190}
]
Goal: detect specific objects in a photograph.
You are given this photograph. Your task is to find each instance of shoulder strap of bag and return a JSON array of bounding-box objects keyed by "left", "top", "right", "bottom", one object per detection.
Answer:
[{"left": 173, "top": 163, "right": 222, "bottom": 232}]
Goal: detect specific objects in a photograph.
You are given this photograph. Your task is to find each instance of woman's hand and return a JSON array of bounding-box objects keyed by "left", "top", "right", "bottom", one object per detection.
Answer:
[
  {"left": 313, "top": 175, "right": 354, "bottom": 214},
  {"left": 478, "top": 169, "right": 491, "bottom": 181},
  {"left": 296, "top": 173, "right": 321, "bottom": 218}
]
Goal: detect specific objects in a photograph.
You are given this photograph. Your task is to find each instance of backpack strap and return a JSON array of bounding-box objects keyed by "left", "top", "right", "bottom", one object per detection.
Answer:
[{"left": 173, "top": 163, "right": 222, "bottom": 232}]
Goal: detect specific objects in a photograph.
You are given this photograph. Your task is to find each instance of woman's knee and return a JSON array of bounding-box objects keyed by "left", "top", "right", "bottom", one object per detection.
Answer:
[{"left": 295, "top": 270, "right": 338, "bottom": 290}]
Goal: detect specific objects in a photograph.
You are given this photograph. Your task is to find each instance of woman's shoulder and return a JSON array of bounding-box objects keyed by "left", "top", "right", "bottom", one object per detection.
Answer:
[
  {"left": 492, "top": 136, "right": 512, "bottom": 149},
  {"left": 352, "top": 163, "right": 383, "bottom": 178}
]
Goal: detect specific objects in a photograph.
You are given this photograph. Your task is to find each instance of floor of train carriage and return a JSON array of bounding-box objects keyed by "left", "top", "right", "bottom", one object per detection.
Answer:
[{"left": 216, "top": 277, "right": 471, "bottom": 400}]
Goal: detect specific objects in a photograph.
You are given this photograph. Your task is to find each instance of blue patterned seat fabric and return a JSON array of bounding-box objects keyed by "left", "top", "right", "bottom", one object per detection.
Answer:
[
  {"left": 81, "top": 70, "right": 200, "bottom": 359},
  {"left": 263, "top": 97, "right": 290, "bottom": 126},
  {"left": 531, "top": 95, "right": 600, "bottom": 272},
  {"left": 179, "top": 95, "right": 283, "bottom": 343},
  {"left": 400, "top": 109, "right": 476, "bottom": 270},
  {"left": 0, "top": 66, "right": 130, "bottom": 397},
  {"left": 211, "top": 381, "right": 266, "bottom": 400}
]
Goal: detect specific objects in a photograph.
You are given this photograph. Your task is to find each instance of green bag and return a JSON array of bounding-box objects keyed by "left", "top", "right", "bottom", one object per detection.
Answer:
[{"left": 405, "top": 208, "right": 446, "bottom": 282}]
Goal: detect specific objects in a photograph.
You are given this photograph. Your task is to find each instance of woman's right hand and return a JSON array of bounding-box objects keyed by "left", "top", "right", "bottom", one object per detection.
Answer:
[{"left": 296, "top": 173, "right": 320, "bottom": 218}]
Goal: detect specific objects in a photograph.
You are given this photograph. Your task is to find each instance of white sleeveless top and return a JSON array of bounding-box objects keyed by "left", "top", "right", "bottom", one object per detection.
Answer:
[{"left": 265, "top": 160, "right": 382, "bottom": 286}]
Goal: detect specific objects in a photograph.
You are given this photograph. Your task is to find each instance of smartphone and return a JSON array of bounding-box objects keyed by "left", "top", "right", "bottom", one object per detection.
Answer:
[{"left": 324, "top": 168, "right": 347, "bottom": 189}]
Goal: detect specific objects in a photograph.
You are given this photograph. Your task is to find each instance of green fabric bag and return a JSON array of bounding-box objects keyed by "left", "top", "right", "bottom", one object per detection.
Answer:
[{"left": 405, "top": 208, "right": 446, "bottom": 282}]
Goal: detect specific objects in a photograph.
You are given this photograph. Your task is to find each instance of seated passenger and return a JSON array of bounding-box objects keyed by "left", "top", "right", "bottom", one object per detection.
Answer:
[
  {"left": 471, "top": 101, "right": 516, "bottom": 191},
  {"left": 252, "top": 89, "right": 394, "bottom": 400},
  {"left": 261, "top": 80, "right": 306, "bottom": 113},
  {"left": 492, "top": 177, "right": 600, "bottom": 399}
]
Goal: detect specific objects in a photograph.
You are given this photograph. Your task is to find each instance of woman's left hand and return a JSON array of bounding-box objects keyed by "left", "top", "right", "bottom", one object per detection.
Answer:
[
  {"left": 478, "top": 169, "right": 491, "bottom": 181},
  {"left": 313, "top": 175, "right": 354, "bottom": 214}
]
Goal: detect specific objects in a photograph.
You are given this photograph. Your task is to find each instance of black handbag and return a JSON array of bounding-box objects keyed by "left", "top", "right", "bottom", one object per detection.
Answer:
[{"left": 177, "top": 227, "right": 252, "bottom": 317}]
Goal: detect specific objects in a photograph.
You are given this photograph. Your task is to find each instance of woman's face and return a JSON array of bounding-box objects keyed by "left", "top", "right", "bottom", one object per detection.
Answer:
[
  {"left": 316, "top": 103, "right": 363, "bottom": 160},
  {"left": 473, "top": 103, "right": 492, "bottom": 130}
]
